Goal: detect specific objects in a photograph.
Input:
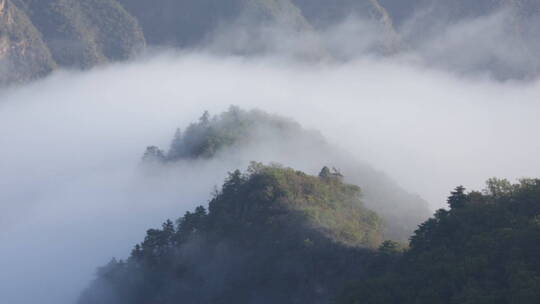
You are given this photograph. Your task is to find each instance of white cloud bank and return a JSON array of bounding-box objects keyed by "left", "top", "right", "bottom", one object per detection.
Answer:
[{"left": 0, "top": 46, "right": 539, "bottom": 304}]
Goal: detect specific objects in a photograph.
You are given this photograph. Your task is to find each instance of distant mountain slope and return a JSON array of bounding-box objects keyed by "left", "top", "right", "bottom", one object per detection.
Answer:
[
  {"left": 0, "top": 0, "right": 56, "bottom": 83},
  {"left": 3, "top": 0, "right": 540, "bottom": 84},
  {"left": 117, "top": 0, "right": 310, "bottom": 47},
  {"left": 291, "top": 0, "right": 394, "bottom": 30},
  {"left": 393, "top": 0, "right": 540, "bottom": 78},
  {"left": 17, "top": 0, "right": 145, "bottom": 68},
  {"left": 376, "top": 0, "right": 540, "bottom": 29},
  {"left": 79, "top": 164, "right": 383, "bottom": 304},
  {"left": 144, "top": 107, "right": 431, "bottom": 241},
  {"left": 0, "top": 0, "right": 144, "bottom": 85}
]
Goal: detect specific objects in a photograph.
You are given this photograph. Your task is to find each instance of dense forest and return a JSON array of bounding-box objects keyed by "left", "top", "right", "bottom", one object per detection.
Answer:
[
  {"left": 143, "top": 107, "right": 431, "bottom": 241},
  {"left": 80, "top": 108, "right": 540, "bottom": 303},
  {"left": 80, "top": 165, "right": 540, "bottom": 304},
  {"left": 79, "top": 164, "right": 383, "bottom": 304},
  {"left": 79, "top": 163, "right": 540, "bottom": 304},
  {"left": 82, "top": 109, "right": 540, "bottom": 303},
  {"left": 339, "top": 179, "right": 540, "bottom": 304}
]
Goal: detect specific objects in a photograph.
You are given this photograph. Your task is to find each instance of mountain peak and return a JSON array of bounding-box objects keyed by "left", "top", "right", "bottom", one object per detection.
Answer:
[
  {"left": 78, "top": 163, "right": 384, "bottom": 304},
  {"left": 207, "top": 163, "right": 384, "bottom": 247}
]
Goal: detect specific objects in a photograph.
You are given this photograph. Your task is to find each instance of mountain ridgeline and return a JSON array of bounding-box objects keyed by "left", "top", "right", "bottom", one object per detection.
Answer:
[
  {"left": 0, "top": 0, "right": 312, "bottom": 85},
  {"left": 79, "top": 164, "right": 383, "bottom": 304},
  {"left": 3, "top": 0, "right": 540, "bottom": 84},
  {"left": 143, "top": 107, "right": 431, "bottom": 241}
]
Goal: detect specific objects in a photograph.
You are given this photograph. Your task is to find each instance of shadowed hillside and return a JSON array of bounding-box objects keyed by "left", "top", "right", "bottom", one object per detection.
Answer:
[
  {"left": 79, "top": 164, "right": 383, "bottom": 304},
  {"left": 339, "top": 178, "right": 540, "bottom": 304}
]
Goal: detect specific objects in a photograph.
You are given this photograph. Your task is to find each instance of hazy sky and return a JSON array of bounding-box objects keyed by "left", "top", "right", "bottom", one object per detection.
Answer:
[{"left": 1, "top": 8, "right": 540, "bottom": 304}]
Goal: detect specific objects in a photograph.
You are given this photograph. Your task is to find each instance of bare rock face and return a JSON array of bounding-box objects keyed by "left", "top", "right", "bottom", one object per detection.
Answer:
[
  {"left": 0, "top": 0, "right": 145, "bottom": 86},
  {"left": 2, "top": 0, "right": 540, "bottom": 85},
  {"left": 19, "top": 0, "right": 145, "bottom": 69},
  {"left": 0, "top": 0, "right": 56, "bottom": 85}
]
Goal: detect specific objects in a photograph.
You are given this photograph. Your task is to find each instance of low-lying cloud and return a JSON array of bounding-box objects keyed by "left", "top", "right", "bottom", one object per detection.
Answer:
[{"left": 1, "top": 10, "right": 540, "bottom": 304}]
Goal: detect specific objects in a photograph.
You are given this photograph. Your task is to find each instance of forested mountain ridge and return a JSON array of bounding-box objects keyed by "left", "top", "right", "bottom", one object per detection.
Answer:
[
  {"left": 143, "top": 107, "right": 431, "bottom": 241},
  {"left": 79, "top": 167, "right": 540, "bottom": 303},
  {"left": 339, "top": 178, "right": 540, "bottom": 304},
  {"left": 79, "top": 164, "right": 384, "bottom": 304}
]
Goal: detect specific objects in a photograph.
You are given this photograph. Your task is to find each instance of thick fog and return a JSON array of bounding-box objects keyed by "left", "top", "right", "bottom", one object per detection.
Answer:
[{"left": 1, "top": 9, "right": 540, "bottom": 304}]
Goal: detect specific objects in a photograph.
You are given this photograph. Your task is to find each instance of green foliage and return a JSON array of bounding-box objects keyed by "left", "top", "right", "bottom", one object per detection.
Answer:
[
  {"left": 79, "top": 164, "right": 384, "bottom": 304},
  {"left": 208, "top": 163, "right": 384, "bottom": 247},
  {"left": 339, "top": 178, "right": 540, "bottom": 304},
  {"left": 147, "top": 106, "right": 318, "bottom": 161},
  {"left": 447, "top": 185, "right": 467, "bottom": 209},
  {"left": 143, "top": 107, "right": 431, "bottom": 242}
]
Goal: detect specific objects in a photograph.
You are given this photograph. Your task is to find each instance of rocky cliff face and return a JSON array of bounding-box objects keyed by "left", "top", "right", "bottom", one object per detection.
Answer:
[
  {"left": 18, "top": 0, "right": 145, "bottom": 68},
  {"left": 0, "top": 0, "right": 145, "bottom": 85},
  {"left": 1, "top": 0, "right": 313, "bottom": 85},
  {"left": 2, "top": 0, "right": 540, "bottom": 85},
  {"left": 0, "top": 0, "right": 56, "bottom": 84}
]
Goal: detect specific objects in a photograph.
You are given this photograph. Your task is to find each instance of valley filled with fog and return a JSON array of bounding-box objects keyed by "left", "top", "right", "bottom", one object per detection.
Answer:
[{"left": 1, "top": 2, "right": 540, "bottom": 304}]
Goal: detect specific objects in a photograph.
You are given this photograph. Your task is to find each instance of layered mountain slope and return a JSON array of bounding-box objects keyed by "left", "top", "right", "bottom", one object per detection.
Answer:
[
  {"left": 4, "top": 0, "right": 540, "bottom": 84},
  {"left": 117, "top": 0, "right": 310, "bottom": 47},
  {"left": 0, "top": 0, "right": 56, "bottom": 83},
  {"left": 16, "top": 0, "right": 145, "bottom": 68},
  {"left": 0, "top": 0, "right": 144, "bottom": 85},
  {"left": 375, "top": 0, "right": 540, "bottom": 29},
  {"left": 397, "top": 0, "right": 540, "bottom": 78},
  {"left": 144, "top": 107, "right": 431, "bottom": 241},
  {"left": 79, "top": 164, "right": 383, "bottom": 304}
]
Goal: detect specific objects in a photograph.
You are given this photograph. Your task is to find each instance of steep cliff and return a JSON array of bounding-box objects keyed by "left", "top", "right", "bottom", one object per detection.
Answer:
[
  {"left": 0, "top": 0, "right": 145, "bottom": 85},
  {"left": 18, "top": 0, "right": 145, "bottom": 68},
  {"left": 0, "top": 0, "right": 56, "bottom": 84}
]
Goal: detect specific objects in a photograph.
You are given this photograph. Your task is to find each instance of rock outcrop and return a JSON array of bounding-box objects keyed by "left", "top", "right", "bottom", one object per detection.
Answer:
[
  {"left": 1, "top": 0, "right": 145, "bottom": 85},
  {"left": 0, "top": 0, "right": 56, "bottom": 84}
]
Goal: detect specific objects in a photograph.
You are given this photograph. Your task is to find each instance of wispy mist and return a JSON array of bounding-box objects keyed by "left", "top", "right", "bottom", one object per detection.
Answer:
[{"left": 1, "top": 8, "right": 540, "bottom": 304}]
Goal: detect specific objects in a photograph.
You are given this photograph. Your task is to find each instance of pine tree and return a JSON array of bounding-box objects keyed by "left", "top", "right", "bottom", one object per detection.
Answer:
[{"left": 448, "top": 186, "right": 467, "bottom": 209}]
